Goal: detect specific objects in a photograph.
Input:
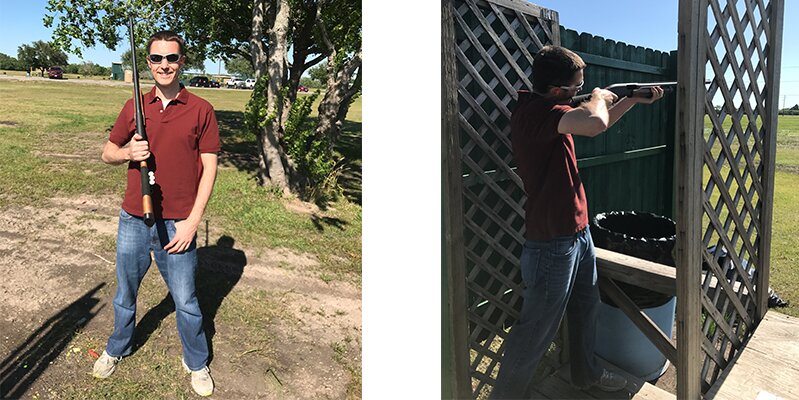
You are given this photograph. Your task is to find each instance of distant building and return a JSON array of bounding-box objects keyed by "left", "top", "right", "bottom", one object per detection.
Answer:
[{"left": 111, "top": 62, "right": 123, "bottom": 81}]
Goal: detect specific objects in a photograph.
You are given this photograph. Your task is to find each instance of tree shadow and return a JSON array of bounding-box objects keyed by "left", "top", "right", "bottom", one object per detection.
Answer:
[
  {"left": 215, "top": 110, "right": 260, "bottom": 176},
  {"left": 130, "top": 236, "right": 247, "bottom": 366},
  {"left": 311, "top": 215, "right": 349, "bottom": 232},
  {"left": 0, "top": 283, "right": 106, "bottom": 399},
  {"left": 336, "top": 122, "right": 362, "bottom": 205}
]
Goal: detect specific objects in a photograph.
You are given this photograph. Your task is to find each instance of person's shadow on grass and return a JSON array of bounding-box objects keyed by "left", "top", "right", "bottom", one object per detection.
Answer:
[{"left": 132, "top": 235, "right": 247, "bottom": 365}]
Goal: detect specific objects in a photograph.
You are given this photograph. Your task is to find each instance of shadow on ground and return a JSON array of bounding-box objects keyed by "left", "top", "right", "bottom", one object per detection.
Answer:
[
  {"left": 129, "top": 236, "right": 247, "bottom": 365},
  {"left": 0, "top": 283, "right": 106, "bottom": 399}
]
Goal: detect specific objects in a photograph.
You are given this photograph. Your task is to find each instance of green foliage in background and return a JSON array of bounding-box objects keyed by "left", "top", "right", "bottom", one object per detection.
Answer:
[{"left": 245, "top": 78, "right": 339, "bottom": 203}]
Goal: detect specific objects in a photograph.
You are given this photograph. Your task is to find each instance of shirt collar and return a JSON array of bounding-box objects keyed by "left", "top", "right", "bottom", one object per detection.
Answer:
[{"left": 147, "top": 84, "right": 189, "bottom": 105}]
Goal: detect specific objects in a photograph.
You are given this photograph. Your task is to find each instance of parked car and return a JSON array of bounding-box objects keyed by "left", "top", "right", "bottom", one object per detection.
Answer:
[
  {"left": 244, "top": 78, "right": 256, "bottom": 89},
  {"left": 189, "top": 76, "right": 211, "bottom": 87},
  {"left": 297, "top": 85, "right": 309, "bottom": 92},
  {"left": 208, "top": 79, "right": 221, "bottom": 88},
  {"left": 227, "top": 77, "right": 245, "bottom": 89},
  {"left": 48, "top": 66, "right": 63, "bottom": 79}
]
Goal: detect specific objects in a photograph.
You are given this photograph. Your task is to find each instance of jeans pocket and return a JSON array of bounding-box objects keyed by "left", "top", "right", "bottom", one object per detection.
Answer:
[
  {"left": 119, "top": 209, "right": 135, "bottom": 220},
  {"left": 519, "top": 247, "right": 542, "bottom": 290}
]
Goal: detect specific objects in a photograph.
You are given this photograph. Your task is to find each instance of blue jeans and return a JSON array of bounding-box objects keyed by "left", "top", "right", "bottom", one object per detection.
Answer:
[
  {"left": 491, "top": 227, "right": 602, "bottom": 399},
  {"left": 105, "top": 209, "right": 209, "bottom": 371}
]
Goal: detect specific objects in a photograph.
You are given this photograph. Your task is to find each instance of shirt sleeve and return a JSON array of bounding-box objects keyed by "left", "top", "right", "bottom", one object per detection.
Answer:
[
  {"left": 108, "top": 99, "right": 135, "bottom": 147},
  {"left": 537, "top": 103, "right": 573, "bottom": 142},
  {"left": 198, "top": 105, "right": 221, "bottom": 154}
]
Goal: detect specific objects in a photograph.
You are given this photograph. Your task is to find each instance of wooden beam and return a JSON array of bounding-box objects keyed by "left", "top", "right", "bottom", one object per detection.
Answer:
[
  {"left": 598, "top": 276, "right": 678, "bottom": 366},
  {"left": 758, "top": 0, "right": 784, "bottom": 322},
  {"left": 595, "top": 247, "right": 676, "bottom": 296},
  {"left": 441, "top": 0, "right": 471, "bottom": 398},
  {"left": 676, "top": 0, "right": 706, "bottom": 398}
]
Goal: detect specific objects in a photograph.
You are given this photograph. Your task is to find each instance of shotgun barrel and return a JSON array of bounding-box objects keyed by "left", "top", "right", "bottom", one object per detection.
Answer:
[{"left": 127, "top": 16, "right": 155, "bottom": 227}]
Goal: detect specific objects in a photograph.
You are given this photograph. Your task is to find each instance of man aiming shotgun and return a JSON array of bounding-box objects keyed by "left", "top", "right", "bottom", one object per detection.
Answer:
[
  {"left": 93, "top": 16, "right": 220, "bottom": 397},
  {"left": 489, "top": 45, "right": 664, "bottom": 399}
]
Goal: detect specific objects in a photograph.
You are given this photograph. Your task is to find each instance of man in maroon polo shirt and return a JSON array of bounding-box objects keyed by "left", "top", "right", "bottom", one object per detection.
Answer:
[
  {"left": 490, "top": 46, "right": 664, "bottom": 398},
  {"left": 92, "top": 30, "right": 218, "bottom": 397}
]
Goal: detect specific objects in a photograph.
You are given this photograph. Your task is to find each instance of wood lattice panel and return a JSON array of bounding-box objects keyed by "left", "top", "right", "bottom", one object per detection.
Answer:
[
  {"left": 452, "top": 0, "right": 559, "bottom": 397},
  {"left": 699, "top": 0, "right": 780, "bottom": 391}
]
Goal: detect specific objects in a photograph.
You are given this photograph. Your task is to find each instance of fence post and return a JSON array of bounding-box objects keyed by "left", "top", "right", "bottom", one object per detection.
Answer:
[
  {"left": 757, "top": 0, "right": 784, "bottom": 322},
  {"left": 442, "top": 0, "right": 472, "bottom": 398},
  {"left": 676, "top": 0, "right": 705, "bottom": 398}
]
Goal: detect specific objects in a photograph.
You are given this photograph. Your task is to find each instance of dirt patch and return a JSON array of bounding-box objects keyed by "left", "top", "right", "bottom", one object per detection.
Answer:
[
  {"left": 0, "top": 120, "right": 17, "bottom": 126},
  {"left": 0, "top": 195, "right": 361, "bottom": 399},
  {"left": 284, "top": 199, "right": 321, "bottom": 215}
]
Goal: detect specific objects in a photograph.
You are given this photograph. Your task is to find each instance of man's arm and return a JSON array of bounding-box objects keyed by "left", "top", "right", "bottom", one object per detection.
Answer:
[
  {"left": 101, "top": 134, "right": 150, "bottom": 165},
  {"left": 560, "top": 86, "right": 665, "bottom": 138},
  {"left": 558, "top": 88, "right": 617, "bottom": 137},
  {"left": 606, "top": 86, "right": 665, "bottom": 128},
  {"left": 164, "top": 153, "right": 218, "bottom": 254}
]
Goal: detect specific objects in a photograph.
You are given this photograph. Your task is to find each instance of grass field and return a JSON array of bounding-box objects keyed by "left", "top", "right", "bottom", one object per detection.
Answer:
[
  {"left": 0, "top": 78, "right": 361, "bottom": 283},
  {"left": 767, "top": 115, "right": 799, "bottom": 316}
]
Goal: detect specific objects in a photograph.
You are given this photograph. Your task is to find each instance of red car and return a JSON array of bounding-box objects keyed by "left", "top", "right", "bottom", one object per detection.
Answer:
[
  {"left": 48, "top": 66, "right": 63, "bottom": 79},
  {"left": 297, "top": 85, "right": 309, "bottom": 92}
]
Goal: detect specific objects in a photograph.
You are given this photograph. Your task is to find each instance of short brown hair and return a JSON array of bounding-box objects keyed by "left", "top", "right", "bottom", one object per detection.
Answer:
[
  {"left": 147, "top": 30, "right": 186, "bottom": 55},
  {"left": 532, "top": 45, "right": 585, "bottom": 92}
]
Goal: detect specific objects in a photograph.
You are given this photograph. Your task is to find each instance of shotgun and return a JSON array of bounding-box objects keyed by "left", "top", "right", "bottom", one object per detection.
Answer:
[
  {"left": 569, "top": 81, "right": 677, "bottom": 107},
  {"left": 127, "top": 16, "right": 155, "bottom": 227},
  {"left": 568, "top": 80, "right": 712, "bottom": 107}
]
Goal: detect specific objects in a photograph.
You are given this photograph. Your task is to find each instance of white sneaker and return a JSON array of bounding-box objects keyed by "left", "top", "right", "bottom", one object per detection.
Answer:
[
  {"left": 182, "top": 359, "right": 214, "bottom": 397},
  {"left": 92, "top": 350, "right": 121, "bottom": 379}
]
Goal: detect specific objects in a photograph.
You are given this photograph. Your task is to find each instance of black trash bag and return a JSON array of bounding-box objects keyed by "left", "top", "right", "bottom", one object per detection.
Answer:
[
  {"left": 768, "top": 287, "right": 790, "bottom": 308},
  {"left": 591, "top": 211, "right": 677, "bottom": 309}
]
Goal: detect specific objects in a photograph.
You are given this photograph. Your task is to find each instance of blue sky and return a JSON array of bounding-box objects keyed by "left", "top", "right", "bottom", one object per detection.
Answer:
[
  {"left": 531, "top": 0, "right": 799, "bottom": 108},
  {"left": 0, "top": 0, "right": 226, "bottom": 74}
]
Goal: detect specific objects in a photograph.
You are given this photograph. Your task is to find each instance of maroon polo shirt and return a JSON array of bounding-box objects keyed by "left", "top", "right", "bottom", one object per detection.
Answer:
[
  {"left": 109, "top": 85, "right": 220, "bottom": 220},
  {"left": 511, "top": 92, "right": 588, "bottom": 241}
]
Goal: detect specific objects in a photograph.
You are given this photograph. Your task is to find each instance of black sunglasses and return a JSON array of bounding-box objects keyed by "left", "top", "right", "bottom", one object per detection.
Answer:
[{"left": 148, "top": 53, "right": 181, "bottom": 63}]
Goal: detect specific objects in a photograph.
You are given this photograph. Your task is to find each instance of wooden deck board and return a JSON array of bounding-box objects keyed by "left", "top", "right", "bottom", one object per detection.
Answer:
[
  {"left": 705, "top": 311, "right": 799, "bottom": 400},
  {"left": 528, "top": 360, "right": 675, "bottom": 400}
]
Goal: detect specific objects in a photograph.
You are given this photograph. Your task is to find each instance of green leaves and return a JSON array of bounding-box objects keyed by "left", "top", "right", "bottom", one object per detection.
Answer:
[{"left": 17, "top": 41, "right": 68, "bottom": 74}]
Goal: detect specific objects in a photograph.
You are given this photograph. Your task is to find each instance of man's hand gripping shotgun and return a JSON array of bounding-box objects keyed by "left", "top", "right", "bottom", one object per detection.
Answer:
[{"left": 127, "top": 16, "right": 156, "bottom": 227}]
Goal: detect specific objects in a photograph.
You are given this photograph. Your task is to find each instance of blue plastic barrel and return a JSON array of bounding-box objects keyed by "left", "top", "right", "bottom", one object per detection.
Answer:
[
  {"left": 595, "top": 296, "right": 676, "bottom": 381},
  {"left": 590, "top": 211, "right": 677, "bottom": 381}
]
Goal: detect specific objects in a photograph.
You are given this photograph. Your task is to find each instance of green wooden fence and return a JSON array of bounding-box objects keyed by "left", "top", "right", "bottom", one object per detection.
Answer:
[{"left": 563, "top": 28, "right": 678, "bottom": 219}]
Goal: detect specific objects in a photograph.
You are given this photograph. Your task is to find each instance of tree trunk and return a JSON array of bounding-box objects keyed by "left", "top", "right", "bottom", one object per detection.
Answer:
[
  {"left": 250, "top": 0, "right": 269, "bottom": 80},
  {"left": 315, "top": 49, "right": 362, "bottom": 148},
  {"left": 248, "top": 0, "right": 291, "bottom": 192},
  {"left": 337, "top": 64, "right": 362, "bottom": 128},
  {"left": 258, "top": 0, "right": 292, "bottom": 194}
]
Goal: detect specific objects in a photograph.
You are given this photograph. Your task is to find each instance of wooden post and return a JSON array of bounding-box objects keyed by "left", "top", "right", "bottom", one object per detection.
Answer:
[
  {"left": 442, "top": 0, "right": 472, "bottom": 398},
  {"left": 757, "top": 0, "right": 784, "bottom": 322},
  {"left": 676, "top": 0, "right": 706, "bottom": 398}
]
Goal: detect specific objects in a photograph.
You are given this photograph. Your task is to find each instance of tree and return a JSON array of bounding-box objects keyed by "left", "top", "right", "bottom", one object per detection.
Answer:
[
  {"left": 0, "top": 53, "right": 23, "bottom": 71},
  {"left": 121, "top": 47, "right": 149, "bottom": 75},
  {"left": 78, "top": 61, "right": 105, "bottom": 76},
  {"left": 791, "top": 104, "right": 799, "bottom": 111},
  {"left": 225, "top": 55, "right": 254, "bottom": 78},
  {"left": 308, "top": 62, "right": 326, "bottom": 86},
  {"left": 45, "top": 0, "right": 362, "bottom": 197},
  {"left": 17, "top": 41, "right": 68, "bottom": 76}
]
